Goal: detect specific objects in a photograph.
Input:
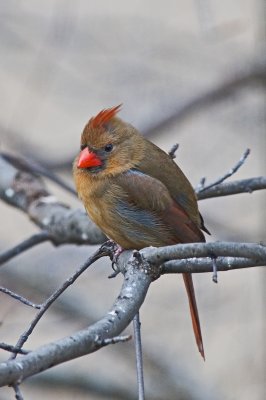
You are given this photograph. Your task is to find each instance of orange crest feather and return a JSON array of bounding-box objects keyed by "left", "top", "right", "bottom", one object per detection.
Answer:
[{"left": 90, "top": 104, "right": 122, "bottom": 129}]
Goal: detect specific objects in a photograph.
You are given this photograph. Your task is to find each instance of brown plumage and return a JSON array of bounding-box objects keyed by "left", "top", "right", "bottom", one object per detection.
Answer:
[{"left": 73, "top": 105, "right": 208, "bottom": 359}]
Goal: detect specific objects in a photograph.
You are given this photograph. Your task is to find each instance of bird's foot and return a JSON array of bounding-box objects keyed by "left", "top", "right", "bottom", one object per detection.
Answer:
[
  {"left": 106, "top": 240, "right": 124, "bottom": 278},
  {"left": 111, "top": 244, "right": 124, "bottom": 267}
]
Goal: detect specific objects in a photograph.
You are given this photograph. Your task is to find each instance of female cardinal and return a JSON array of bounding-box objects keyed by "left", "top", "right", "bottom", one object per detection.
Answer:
[{"left": 73, "top": 105, "right": 209, "bottom": 359}]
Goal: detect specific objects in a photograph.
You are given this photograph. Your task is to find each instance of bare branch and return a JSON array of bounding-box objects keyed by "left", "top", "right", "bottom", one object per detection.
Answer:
[
  {"left": 162, "top": 256, "right": 265, "bottom": 274},
  {"left": 140, "top": 242, "right": 266, "bottom": 266},
  {"left": 197, "top": 148, "right": 250, "bottom": 193},
  {"left": 197, "top": 176, "right": 266, "bottom": 200},
  {"left": 0, "top": 287, "right": 41, "bottom": 309},
  {"left": 0, "top": 232, "right": 51, "bottom": 267}
]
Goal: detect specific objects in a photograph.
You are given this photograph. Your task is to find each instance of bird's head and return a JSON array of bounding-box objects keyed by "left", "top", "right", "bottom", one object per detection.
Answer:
[{"left": 75, "top": 105, "right": 144, "bottom": 176}]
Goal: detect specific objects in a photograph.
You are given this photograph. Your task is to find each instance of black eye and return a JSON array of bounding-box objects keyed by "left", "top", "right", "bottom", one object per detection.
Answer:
[{"left": 104, "top": 144, "right": 113, "bottom": 152}]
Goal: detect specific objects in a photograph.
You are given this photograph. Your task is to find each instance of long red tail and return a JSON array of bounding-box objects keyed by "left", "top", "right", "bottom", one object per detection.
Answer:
[{"left": 182, "top": 273, "right": 205, "bottom": 360}]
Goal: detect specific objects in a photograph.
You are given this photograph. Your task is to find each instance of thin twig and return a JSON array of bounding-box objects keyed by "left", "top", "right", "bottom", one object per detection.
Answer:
[
  {"left": 0, "top": 343, "right": 29, "bottom": 355},
  {"left": 0, "top": 287, "right": 41, "bottom": 309},
  {"left": 0, "top": 232, "right": 51, "bottom": 267},
  {"left": 133, "top": 312, "right": 145, "bottom": 400},
  {"left": 12, "top": 384, "right": 24, "bottom": 400},
  {"left": 197, "top": 148, "right": 250, "bottom": 193},
  {"left": 168, "top": 143, "right": 179, "bottom": 159},
  {"left": 10, "top": 242, "right": 114, "bottom": 358},
  {"left": 195, "top": 177, "right": 206, "bottom": 192},
  {"left": 211, "top": 256, "right": 218, "bottom": 283}
]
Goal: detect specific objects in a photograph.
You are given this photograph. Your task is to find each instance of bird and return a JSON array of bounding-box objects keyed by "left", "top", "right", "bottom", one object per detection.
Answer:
[{"left": 73, "top": 105, "right": 209, "bottom": 359}]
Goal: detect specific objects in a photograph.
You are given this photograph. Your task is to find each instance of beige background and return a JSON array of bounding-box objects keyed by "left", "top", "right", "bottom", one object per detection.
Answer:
[{"left": 0, "top": 1, "right": 265, "bottom": 399}]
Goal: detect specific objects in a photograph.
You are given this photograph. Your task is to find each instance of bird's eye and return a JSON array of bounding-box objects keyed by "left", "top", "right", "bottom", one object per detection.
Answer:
[
  {"left": 104, "top": 144, "right": 113, "bottom": 152},
  {"left": 80, "top": 144, "right": 86, "bottom": 151}
]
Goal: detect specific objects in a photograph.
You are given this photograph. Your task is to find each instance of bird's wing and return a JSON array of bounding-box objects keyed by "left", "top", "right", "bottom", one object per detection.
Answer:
[{"left": 115, "top": 169, "right": 205, "bottom": 245}]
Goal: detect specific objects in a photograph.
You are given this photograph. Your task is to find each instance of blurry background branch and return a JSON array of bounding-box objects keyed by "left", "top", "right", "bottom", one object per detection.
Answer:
[
  {"left": 144, "top": 56, "right": 266, "bottom": 138},
  {"left": 5, "top": 55, "right": 265, "bottom": 172}
]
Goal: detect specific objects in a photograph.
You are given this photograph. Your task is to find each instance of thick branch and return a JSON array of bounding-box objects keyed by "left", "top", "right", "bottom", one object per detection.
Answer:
[{"left": 140, "top": 242, "right": 266, "bottom": 266}]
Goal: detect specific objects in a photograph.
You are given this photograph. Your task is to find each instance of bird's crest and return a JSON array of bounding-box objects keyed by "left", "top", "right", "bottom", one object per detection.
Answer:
[{"left": 90, "top": 104, "right": 122, "bottom": 129}]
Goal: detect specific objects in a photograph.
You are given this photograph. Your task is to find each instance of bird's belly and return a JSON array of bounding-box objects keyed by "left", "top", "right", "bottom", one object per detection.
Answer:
[{"left": 86, "top": 199, "right": 172, "bottom": 250}]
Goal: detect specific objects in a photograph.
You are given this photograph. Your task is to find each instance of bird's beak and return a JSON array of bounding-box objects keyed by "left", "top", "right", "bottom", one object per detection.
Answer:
[{"left": 77, "top": 148, "right": 102, "bottom": 168}]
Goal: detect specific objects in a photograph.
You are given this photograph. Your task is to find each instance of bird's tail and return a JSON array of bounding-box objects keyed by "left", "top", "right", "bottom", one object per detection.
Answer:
[{"left": 182, "top": 273, "right": 205, "bottom": 360}]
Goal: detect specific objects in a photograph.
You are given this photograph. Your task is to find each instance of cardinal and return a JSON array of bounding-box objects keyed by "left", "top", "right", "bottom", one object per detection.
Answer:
[{"left": 73, "top": 105, "right": 209, "bottom": 359}]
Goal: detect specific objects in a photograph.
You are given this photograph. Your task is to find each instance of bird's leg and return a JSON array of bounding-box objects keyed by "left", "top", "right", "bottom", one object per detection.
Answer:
[{"left": 107, "top": 240, "right": 124, "bottom": 278}]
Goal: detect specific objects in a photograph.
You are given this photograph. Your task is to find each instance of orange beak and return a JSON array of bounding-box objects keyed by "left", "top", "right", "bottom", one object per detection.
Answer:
[{"left": 77, "top": 148, "right": 102, "bottom": 168}]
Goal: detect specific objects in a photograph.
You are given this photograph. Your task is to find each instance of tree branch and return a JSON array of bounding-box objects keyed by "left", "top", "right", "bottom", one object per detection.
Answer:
[
  {"left": 139, "top": 242, "right": 266, "bottom": 265},
  {"left": 162, "top": 256, "right": 265, "bottom": 274},
  {"left": 0, "top": 286, "right": 41, "bottom": 309},
  {"left": 196, "top": 148, "right": 250, "bottom": 193},
  {"left": 0, "top": 343, "right": 29, "bottom": 355},
  {"left": 196, "top": 176, "right": 266, "bottom": 199},
  {"left": 0, "top": 232, "right": 51, "bottom": 267}
]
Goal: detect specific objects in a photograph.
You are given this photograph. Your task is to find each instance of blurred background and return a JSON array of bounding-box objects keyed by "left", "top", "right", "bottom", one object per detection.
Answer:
[{"left": 0, "top": 1, "right": 265, "bottom": 399}]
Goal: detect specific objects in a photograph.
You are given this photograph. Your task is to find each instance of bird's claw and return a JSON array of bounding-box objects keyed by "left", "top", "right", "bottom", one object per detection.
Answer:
[
  {"left": 108, "top": 269, "right": 120, "bottom": 279},
  {"left": 105, "top": 240, "right": 124, "bottom": 278}
]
